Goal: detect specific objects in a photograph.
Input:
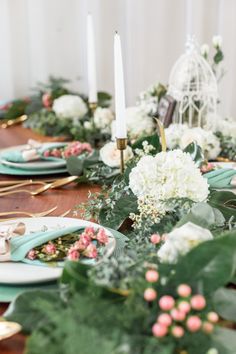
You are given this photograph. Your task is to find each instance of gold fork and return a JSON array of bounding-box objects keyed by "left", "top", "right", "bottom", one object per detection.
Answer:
[
  {"left": 0, "top": 180, "right": 46, "bottom": 193},
  {"left": 0, "top": 206, "right": 57, "bottom": 219},
  {"left": 0, "top": 176, "right": 78, "bottom": 197}
]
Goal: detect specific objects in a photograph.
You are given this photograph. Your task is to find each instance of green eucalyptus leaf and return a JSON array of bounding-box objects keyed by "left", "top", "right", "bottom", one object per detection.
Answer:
[
  {"left": 213, "top": 287, "right": 236, "bottom": 322},
  {"left": 66, "top": 156, "right": 85, "bottom": 176},
  {"left": 132, "top": 134, "right": 161, "bottom": 154},
  {"left": 212, "top": 327, "right": 236, "bottom": 354},
  {"left": 214, "top": 49, "right": 224, "bottom": 64},
  {"left": 208, "top": 190, "right": 236, "bottom": 221},
  {"left": 97, "top": 91, "right": 112, "bottom": 108},
  {"left": 61, "top": 261, "right": 90, "bottom": 290}
]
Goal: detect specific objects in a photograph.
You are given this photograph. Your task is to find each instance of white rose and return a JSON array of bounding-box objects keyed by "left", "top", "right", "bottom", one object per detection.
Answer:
[
  {"left": 212, "top": 35, "right": 223, "bottom": 49},
  {"left": 53, "top": 95, "right": 88, "bottom": 119},
  {"left": 180, "top": 128, "right": 205, "bottom": 150},
  {"left": 201, "top": 44, "right": 210, "bottom": 56},
  {"left": 125, "top": 106, "right": 155, "bottom": 140},
  {"left": 94, "top": 107, "right": 114, "bottom": 133},
  {"left": 157, "top": 222, "right": 213, "bottom": 263},
  {"left": 100, "top": 142, "right": 134, "bottom": 167}
]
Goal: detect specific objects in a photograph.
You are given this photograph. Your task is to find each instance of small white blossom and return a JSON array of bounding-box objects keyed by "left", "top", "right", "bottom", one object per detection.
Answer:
[
  {"left": 206, "top": 349, "right": 219, "bottom": 354},
  {"left": 93, "top": 107, "right": 114, "bottom": 133},
  {"left": 201, "top": 43, "right": 210, "bottom": 56},
  {"left": 212, "top": 35, "right": 223, "bottom": 49},
  {"left": 53, "top": 95, "right": 88, "bottom": 119},
  {"left": 100, "top": 142, "right": 133, "bottom": 168}
]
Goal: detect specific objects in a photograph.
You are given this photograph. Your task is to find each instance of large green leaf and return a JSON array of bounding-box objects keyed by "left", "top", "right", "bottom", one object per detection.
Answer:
[
  {"left": 66, "top": 156, "right": 85, "bottom": 176},
  {"left": 183, "top": 141, "right": 205, "bottom": 167},
  {"left": 169, "top": 231, "right": 236, "bottom": 293},
  {"left": 213, "top": 287, "right": 236, "bottom": 322},
  {"left": 212, "top": 327, "right": 236, "bottom": 354},
  {"left": 208, "top": 191, "right": 236, "bottom": 221},
  {"left": 61, "top": 261, "right": 90, "bottom": 290}
]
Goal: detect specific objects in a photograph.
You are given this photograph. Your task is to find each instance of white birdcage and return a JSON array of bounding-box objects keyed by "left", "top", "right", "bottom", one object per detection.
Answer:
[{"left": 167, "top": 37, "right": 218, "bottom": 128}]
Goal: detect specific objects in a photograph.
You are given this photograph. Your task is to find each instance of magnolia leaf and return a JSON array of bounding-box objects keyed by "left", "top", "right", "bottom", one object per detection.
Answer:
[
  {"left": 183, "top": 141, "right": 205, "bottom": 167},
  {"left": 208, "top": 190, "right": 236, "bottom": 221},
  {"left": 212, "top": 327, "right": 236, "bottom": 354},
  {"left": 169, "top": 231, "right": 236, "bottom": 293},
  {"left": 213, "top": 287, "right": 236, "bottom": 322},
  {"left": 214, "top": 49, "right": 224, "bottom": 64},
  {"left": 66, "top": 156, "right": 85, "bottom": 176}
]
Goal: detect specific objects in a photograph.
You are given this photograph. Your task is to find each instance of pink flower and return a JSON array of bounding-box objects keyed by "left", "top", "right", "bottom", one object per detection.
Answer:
[
  {"left": 43, "top": 150, "right": 50, "bottom": 157},
  {"left": 83, "top": 243, "right": 98, "bottom": 258},
  {"left": 42, "top": 93, "right": 52, "bottom": 108},
  {"left": 170, "top": 309, "right": 186, "bottom": 321},
  {"left": 177, "top": 284, "right": 192, "bottom": 297},
  {"left": 144, "top": 288, "right": 157, "bottom": 302},
  {"left": 178, "top": 301, "right": 191, "bottom": 314},
  {"left": 74, "top": 233, "right": 91, "bottom": 251},
  {"left": 67, "top": 247, "right": 80, "bottom": 261},
  {"left": 159, "top": 296, "right": 175, "bottom": 311},
  {"left": 152, "top": 323, "right": 168, "bottom": 337},
  {"left": 186, "top": 316, "right": 202, "bottom": 332},
  {"left": 145, "top": 270, "right": 159, "bottom": 283},
  {"left": 172, "top": 326, "right": 184, "bottom": 338},
  {"left": 96, "top": 228, "right": 109, "bottom": 244},
  {"left": 202, "top": 321, "right": 214, "bottom": 334},
  {"left": 150, "top": 233, "right": 161, "bottom": 244},
  {"left": 51, "top": 148, "right": 62, "bottom": 158},
  {"left": 207, "top": 312, "right": 219, "bottom": 323},
  {"left": 44, "top": 243, "right": 56, "bottom": 255},
  {"left": 84, "top": 227, "right": 95, "bottom": 238},
  {"left": 157, "top": 313, "right": 172, "bottom": 327},
  {"left": 190, "top": 295, "right": 206, "bottom": 310},
  {"left": 81, "top": 142, "right": 93, "bottom": 153},
  {"left": 27, "top": 249, "right": 37, "bottom": 260}
]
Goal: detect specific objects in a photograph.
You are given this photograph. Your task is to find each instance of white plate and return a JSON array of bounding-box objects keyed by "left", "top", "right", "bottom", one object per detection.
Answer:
[
  {"left": 0, "top": 144, "right": 66, "bottom": 170},
  {"left": 0, "top": 217, "right": 115, "bottom": 285},
  {"left": 213, "top": 162, "right": 236, "bottom": 169}
]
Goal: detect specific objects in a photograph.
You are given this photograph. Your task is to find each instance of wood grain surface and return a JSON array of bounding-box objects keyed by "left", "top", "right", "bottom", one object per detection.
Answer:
[{"left": 0, "top": 125, "right": 100, "bottom": 353}]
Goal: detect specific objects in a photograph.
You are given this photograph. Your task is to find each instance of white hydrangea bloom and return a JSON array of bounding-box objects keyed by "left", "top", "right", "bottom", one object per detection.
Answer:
[
  {"left": 125, "top": 106, "right": 155, "bottom": 140},
  {"left": 165, "top": 123, "right": 189, "bottom": 149},
  {"left": 129, "top": 149, "right": 209, "bottom": 213},
  {"left": 100, "top": 141, "right": 133, "bottom": 167},
  {"left": 53, "top": 95, "right": 88, "bottom": 119},
  {"left": 94, "top": 107, "right": 114, "bottom": 133},
  {"left": 206, "top": 114, "right": 236, "bottom": 139},
  {"left": 157, "top": 222, "right": 213, "bottom": 263}
]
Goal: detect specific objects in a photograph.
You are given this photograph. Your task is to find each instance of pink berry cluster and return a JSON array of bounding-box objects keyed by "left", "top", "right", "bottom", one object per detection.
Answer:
[
  {"left": 150, "top": 233, "right": 166, "bottom": 245},
  {"left": 43, "top": 141, "right": 93, "bottom": 159},
  {"left": 67, "top": 227, "right": 109, "bottom": 261},
  {"left": 143, "top": 272, "right": 219, "bottom": 339}
]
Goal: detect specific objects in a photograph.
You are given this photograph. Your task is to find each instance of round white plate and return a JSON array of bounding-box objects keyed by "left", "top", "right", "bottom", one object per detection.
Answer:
[
  {"left": 0, "top": 217, "right": 115, "bottom": 285},
  {"left": 213, "top": 162, "right": 236, "bottom": 169},
  {"left": 0, "top": 144, "right": 66, "bottom": 170}
]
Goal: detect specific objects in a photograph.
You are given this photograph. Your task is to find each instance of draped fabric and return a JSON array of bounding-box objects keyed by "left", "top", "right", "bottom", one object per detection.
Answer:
[{"left": 0, "top": 0, "right": 235, "bottom": 118}]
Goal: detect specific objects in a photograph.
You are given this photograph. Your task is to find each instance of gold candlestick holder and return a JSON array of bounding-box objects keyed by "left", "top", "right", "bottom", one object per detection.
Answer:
[
  {"left": 116, "top": 138, "right": 127, "bottom": 174},
  {"left": 89, "top": 102, "right": 98, "bottom": 115}
]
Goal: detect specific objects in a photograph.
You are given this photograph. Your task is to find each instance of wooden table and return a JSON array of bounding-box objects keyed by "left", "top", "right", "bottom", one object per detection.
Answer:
[{"left": 0, "top": 125, "right": 100, "bottom": 353}]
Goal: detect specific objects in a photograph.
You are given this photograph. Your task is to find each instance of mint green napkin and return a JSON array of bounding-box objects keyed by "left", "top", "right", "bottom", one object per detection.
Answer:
[
  {"left": 204, "top": 169, "right": 236, "bottom": 189},
  {"left": 1, "top": 143, "right": 66, "bottom": 163}
]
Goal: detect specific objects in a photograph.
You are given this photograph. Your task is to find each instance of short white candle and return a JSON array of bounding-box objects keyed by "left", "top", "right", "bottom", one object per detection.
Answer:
[
  {"left": 114, "top": 33, "right": 127, "bottom": 139},
  {"left": 87, "top": 14, "right": 97, "bottom": 103}
]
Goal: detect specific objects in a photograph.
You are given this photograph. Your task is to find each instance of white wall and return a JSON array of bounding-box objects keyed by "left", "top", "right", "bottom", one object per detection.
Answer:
[{"left": 0, "top": 0, "right": 235, "bottom": 118}]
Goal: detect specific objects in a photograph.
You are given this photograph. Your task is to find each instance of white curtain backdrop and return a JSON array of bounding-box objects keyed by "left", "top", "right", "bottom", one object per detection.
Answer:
[{"left": 0, "top": 0, "right": 236, "bottom": 118}]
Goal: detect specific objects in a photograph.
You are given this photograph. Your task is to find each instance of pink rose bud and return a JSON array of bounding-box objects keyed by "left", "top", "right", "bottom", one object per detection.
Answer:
[
  {"left": 159, "top": 296, "right": 175, "bottom": 311},
  {"left": 27, "top": 249, "right": 36, "bottom": 260},
  {"left": 170, "top": 309, "right": 186, "bottom": 321},
  {"left": 186, "top": 316, "right": 202, "bottom": 332},
  {"left": 157, "top": 313, "right": 172, "bottom": 327},
  {"left": 150, "top": 233, "right": 161, "bottom": 244},
  {"left": 190, "top": 295, "right": 206, "bottom": 310},
  {"left": 96, "top": 228, "right": 109, "bottom": 244},
  {"left": 172, "top": 325, "right": 184, "bottom": 338},
  {"left": 145, "top": 270, "right": 159, "bottom": 283},
  {"left": 67, "top": 248, "right": 80, "bottom": 261},
  {"left": 202, "top": 321, "right": 214, "bottom": 334},
  {"left": 152, "top": 323, "right": 168, "bottom": 338},
  {"left": 45, "top": 243, "right": 56, "bottom": 255},
  {"left": 84, "top": 227, "right": 95, "bottom": 238},
  {"left": 42, "top": 92, "right": 52, "bottom": 108},
  {"left": 83, "top": 243, "right": 98, "bottom": 258},
  {"left": 177, "top": 284, "right": 192, "bottom": 297},
  {"left": 207, "top": 312, "right": 219, "bottom": 323},
  {"left": 178, "top": 301, "right": 191, "bottom": 314},
  {"left": 144, "top": 288, "right": 157, "bottom": 302},
  {"left": 44, "top": 150, "right": 50, "bottom": 157}
]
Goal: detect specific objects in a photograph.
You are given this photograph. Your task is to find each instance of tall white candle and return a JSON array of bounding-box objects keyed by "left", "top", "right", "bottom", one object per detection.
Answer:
[
  {"left": 87, "top": 14, "right": 97, "bottom": 103},
  {"left": 186, "top": 0, "right": 193, "bottom": 38},
  {"left": 114, "top": 33, "right": 127, "bottom": 139},
  {"left": 217, "top": 0, "right": 224, "bottom": 35}
]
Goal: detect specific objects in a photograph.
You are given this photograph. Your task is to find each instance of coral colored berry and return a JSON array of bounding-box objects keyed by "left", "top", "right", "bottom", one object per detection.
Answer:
[
  {"left": 157, "top": 313, "right": 172, "bottom": 327},
  {"left": 177, "top": 284, "right": 192, "bottom": 297},
  {"left": 145, "top": 270, "right": 159, "bottom": 283},
  {"left": 172, "top": 325, "right": 185, "bottom": 338},
  {"left": 207, "top": 312, "right": 219, "bottom": 323},
  {"left": 159, "top": 295, "right": 175, "bottom": 311},
  {"left": 191, "top": 295, "right": 206, "bottom": 310},
  {"left": 178, "top": 301, "right": 191, "bottom": 313},
  {"left": 202, "top": 321, "right": 214, "bottom": 334},
  {"left": 186, "top": 316, "right": 202, "bottom": 332},
  {"left": 150, "top": 233, "right": 161, "bottom": 244},
  {"left": 144, "top": 288, "right": 157, "bottom": 302},
  {"left": 170, "top": 309, "right": 186, "bottom": 321},
  {"left": 152, "top": 323, "right": 168, "bottom": 337}
]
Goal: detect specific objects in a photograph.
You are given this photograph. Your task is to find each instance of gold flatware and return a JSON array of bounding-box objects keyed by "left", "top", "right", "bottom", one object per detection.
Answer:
[
  {"left": 0, "top": 180, "right": 46, "bottom": 193},
  {"left": 0, "top": 175, "right": 78, "bottom": 197},
  {"left": 0, "top": 206, "right": 57, "bottom": 219},
  {"left": 0, "top": 177, "right": 61, "bottom": 187},
  {"left": 0, "top": 114, "right": 28, "bottom": 129},
  {"left": 59, "top": 209, "right": 72, "bottom": 217},
  {"left": 0, "top": 319, "right": 22, "bottom": 341}
]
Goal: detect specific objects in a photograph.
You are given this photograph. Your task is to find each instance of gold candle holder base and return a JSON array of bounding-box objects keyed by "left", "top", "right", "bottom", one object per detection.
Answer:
[
  {"left": 89, "top": 102, "right": 98, "bottom": 114},
  {"left": 116, "top": 138, "right": 127, "bottom": 174}
]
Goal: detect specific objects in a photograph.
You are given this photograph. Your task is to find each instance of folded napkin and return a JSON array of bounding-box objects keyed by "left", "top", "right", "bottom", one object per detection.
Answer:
[
  {"left": 204, "top": 168, "right": 236, "bottom": 189},
  {"left": 1, "top": 142, "right": 67, "bottom": 163}
]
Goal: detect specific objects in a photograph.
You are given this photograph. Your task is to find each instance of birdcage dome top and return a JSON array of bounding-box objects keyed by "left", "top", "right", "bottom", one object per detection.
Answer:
[{"left": 168, "top": 38, "right": 218, "bottom": 101}]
